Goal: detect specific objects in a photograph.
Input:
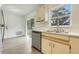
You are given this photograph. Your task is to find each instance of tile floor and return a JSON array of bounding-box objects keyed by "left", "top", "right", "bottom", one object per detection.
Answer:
[
  {"left": 2, "top": 36, "right": 31, "bottom": 54},
  {"left": 1, "top": 36, "right": 41, "bottom": 54}
]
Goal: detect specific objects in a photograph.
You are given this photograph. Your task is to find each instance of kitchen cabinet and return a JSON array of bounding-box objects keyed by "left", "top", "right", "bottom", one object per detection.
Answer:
[
  {"left": 47, "top": 4, "right": 60, "bottom": 9},
  {"left": 36, "top": 5, "right": 50, "bottom": 22},
  {"left": 42, "top": 32, "right": 69, "bottom": 41},
  {"left": 41, "top": 36, "right": 52, "bottom": 54},
  {"left": 41, "top": 32, "right": 70, "bottom": 54},
  {"left": 36, "top": 4, "right": 60, "bottom": 22},
  {"left": 70, "top": 36, "right": 79, "bottom": 54},
  {"left": 52, "top": 41, "right": 70, "bottom": 54},
  {"left": 36, "top": 5, "right": 46, "bottom": 22}
]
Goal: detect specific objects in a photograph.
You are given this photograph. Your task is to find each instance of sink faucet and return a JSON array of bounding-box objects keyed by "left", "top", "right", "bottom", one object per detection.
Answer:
[
  {"left": 54, "top": 27, "right": 64, "bottom": 33},
  {"left": 54, "top": 27, "right": 60, "bottom": 33}
]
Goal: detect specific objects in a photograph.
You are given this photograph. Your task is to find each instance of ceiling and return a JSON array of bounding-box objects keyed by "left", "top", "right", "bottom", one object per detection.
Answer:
[{"left": 2, "top": 4, "right": 40, "bottom": 16}]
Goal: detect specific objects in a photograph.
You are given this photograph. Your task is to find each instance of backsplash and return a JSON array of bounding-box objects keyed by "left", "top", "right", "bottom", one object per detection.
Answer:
[{"left": 34, "top": 21, "right": 71, "bottom": 33}]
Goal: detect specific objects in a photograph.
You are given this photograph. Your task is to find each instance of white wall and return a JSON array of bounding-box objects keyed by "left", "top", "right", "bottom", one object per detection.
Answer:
[
  {"left": 3, "top": 10, "right": 26, "bottom": 39},
  {"left": 0, "top": 8, "right": 2, "bottom": 40},
  {"left": 0, "top": 8, "right": 2, "bottom": 53},
  {"left": 25, "top": 11, "right": 36, "bottom": 20},
  {"left": 70, "top": 5, "right": 79, "bottom": 34},
  {"left": 0, "top": 8, "right": 2, "bottom": 24}
]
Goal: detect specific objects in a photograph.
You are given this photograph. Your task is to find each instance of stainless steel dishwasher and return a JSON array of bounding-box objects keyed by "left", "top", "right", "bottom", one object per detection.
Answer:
[{"left": 32, "top": 31, "right": 41, "bottom": 51}]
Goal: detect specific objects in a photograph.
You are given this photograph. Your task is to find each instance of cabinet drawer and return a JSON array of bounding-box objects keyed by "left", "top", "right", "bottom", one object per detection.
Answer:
[{"left": 42, "top": 32, "right": 69, "bottom": 41}]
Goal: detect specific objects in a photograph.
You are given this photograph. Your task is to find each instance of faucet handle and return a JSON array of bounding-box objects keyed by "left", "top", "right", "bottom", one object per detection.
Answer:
[{"left": 54, "top": 29, "right": 56, "bottom": 32}]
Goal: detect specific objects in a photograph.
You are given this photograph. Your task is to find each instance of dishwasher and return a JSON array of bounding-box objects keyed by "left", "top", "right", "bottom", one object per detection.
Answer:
[{"left": 32, "top": 31, "right": 41, "bottom": 51}]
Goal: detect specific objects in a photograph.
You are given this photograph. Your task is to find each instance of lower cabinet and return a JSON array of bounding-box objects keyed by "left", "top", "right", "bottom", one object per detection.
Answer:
[
  {"left": 42, "top": 38, "right": 52, "bottom": 54},
  {"left": 52, "top": 42, "right": 70, "bottom": 54},
  {"left": 41, "top": 36, "right": 70, "bottom": 54},
  {"left": 70, "top": 37, "right": 79, "bottom": 54}
]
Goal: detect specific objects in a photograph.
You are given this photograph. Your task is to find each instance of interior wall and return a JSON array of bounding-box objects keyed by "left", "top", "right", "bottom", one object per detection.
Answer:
[
  {"left": 0, "top": 8, "right": 2, "bottom": 24},
  {"left": 71, "top": 4, "right": 79, "bottom": 34},
  {"left": 0, "top": 8, "right": 2, "bottom": 53},
  {"left": 3, "top": 10, "right": 26, "bottom": 39},
  {"left": 25, "top": 11, "right": 36, "bottom": 20},
  {"left": 0, "top": 8, "right": 2, "bottom": 40}
]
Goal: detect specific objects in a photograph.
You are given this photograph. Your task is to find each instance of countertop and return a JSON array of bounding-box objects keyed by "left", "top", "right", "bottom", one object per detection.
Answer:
[{"left": 32, "top": 29, "right": 79, "bottom": 37}]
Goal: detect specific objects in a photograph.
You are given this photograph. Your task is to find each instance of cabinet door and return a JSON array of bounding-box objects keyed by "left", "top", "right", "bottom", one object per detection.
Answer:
[
  {"left": 70, "top": 37, "right": 79, "bottom": 54},
  {"left": 52, "top": 42, "right": 70, "bottom": 54},
  {"left": 42, "top": 37, "right": 52, "bottom": 54},
  {"left": 36, "top": 7, "right": 40, "bottom": 22},
  {"left": 40, "top": 6, "right": 45, "bottom": 20},
  {"left": 36, "top": 5, "right": 48, "bottom": 22}
]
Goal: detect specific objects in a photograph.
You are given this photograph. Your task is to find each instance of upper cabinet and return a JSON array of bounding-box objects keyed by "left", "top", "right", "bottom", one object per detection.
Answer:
[
  {"left": 36, "top": 4, "right": 59, "bottom": 22},
  {"left": 36, "top": 5, "right": 48, "bottom": 22}
]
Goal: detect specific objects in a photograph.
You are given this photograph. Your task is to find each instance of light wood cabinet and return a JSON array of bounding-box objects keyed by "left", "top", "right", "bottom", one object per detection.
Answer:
[
  {"left": 70, "top": 36, "right": 79, "bottom": 54},
  {"left": 42, "top": 32, "right": 69, "bottom": 41},
  {"left": 41, "top": 32, "right": 70, "bottom": 54},
  {"left": 52, "top": 41, "right": 70, "bottom": 54},
  {"left": 36, "top": 4, "right": 59, "bottom": 22},
  {"left": 41, "top": 33, "right": 79, "bottom": 54},
  {"left": 36, "top": 5, "right": 48, "bottom": 22},
  {"left": 41, "top": 37, "right": 52, "bottom": 54}
]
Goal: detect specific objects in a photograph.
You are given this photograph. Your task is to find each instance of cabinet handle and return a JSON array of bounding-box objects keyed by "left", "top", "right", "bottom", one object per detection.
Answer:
[
  {"left": 69, "top": 45, "right": 71, "bottom": 54},
  {"left": 53, "top": 43, "right": 55, "bottom": 48},
  {"left": 49, "top": 42, "right": 51, "bottom": 46}
]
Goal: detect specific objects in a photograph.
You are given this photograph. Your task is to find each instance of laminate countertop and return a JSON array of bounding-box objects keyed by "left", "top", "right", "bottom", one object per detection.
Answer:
[{"left": 32, "top": 30, "right": 79, "bottom": 38}]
